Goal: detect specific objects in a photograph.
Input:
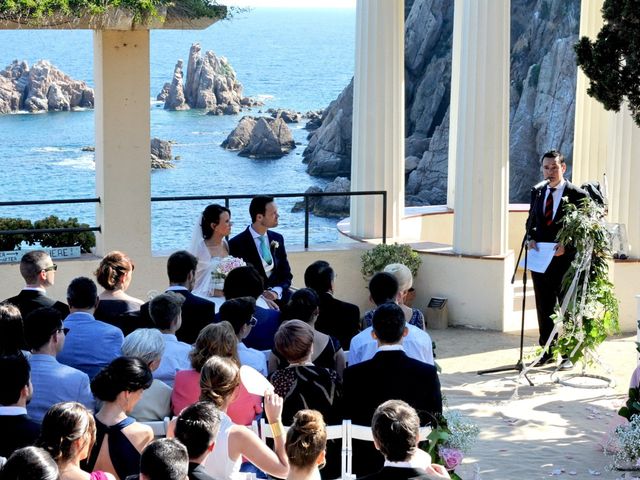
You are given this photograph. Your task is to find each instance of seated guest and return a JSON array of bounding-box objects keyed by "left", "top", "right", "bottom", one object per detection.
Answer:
[
  {"left": 0, "top": 303, "right": 28, "bottom": 356},
  {"left": 223, "top": 265, "right": 281, "bottom": 351},
  {"left": 138, "top": 439, "right": 189, "bottom": 480},
  {"left": 2, "top": 250, "right": 69, "bottom": 319},
  {"left": 93, "top": 251, "right": 144, "bottom": 336},
  {"left": 304, "top": 260, "right": 360, "bottom": 350},
  {"left": 285, "top": 410, "right": 327, "bottom": 480},
  {"left": 349, "top": 273, "right": 434, "bottom": 367},
  {"left": 344, "top": 303, "right": 442, "bottom": 477},
  {"left": 272, "top": 288, "right": 346, "bottom": 378},
  {"left": 360, "top": 400, "right": 447, "bottom": 480},
  {"left": 174, "top": 402, "right": 221, "bottom": 480},
  {"left": 149, "top": 292, "right": 191, "bottom": 388},
  {"left": 121, "top": 329, "right": 171, "bottom": 422},
  {"left": 219, "top": 297, "right": 267, "bottom": 376},
  {"left": 139, "top": 251, "right": 216, "bottom": 345},
  {"left": 38, "top": 402, "right": 116, "bottom": 480},
  {"left": 86, "top": 357, "right": 154, "bottom": 480},
  {"left": 362, "top": 263, "right": 425, "bottom": 330},
  {"left": 57, "top": 277, "right": 124, "bottom": 379},
  {"left": 0, "top": 447, "right": 58, "bottom": 480},
  {"left": 23, "top": 307, "right": 94, "bottom": 423},
  {"left": 271, "top": 320, "right": 341, "bottom": 425},
  {"left": 199, "top": 356, "right": 289, "bottom": 480},
  {"left": 0, "top": 354, "right": 39, "bottom": 459},
  {"left": 172, "top": 322, "right": 261, "bottom": 427}
]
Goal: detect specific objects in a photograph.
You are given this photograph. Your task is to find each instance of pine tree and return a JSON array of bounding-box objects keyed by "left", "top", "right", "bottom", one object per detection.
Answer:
[{"left": 574, "top": 0, "right": 640, "bottom": 126}]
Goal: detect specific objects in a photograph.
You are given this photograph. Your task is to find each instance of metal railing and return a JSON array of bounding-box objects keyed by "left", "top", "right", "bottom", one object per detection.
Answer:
[{"left": 0, "top": 191, "right": 388, "bottom": 248}]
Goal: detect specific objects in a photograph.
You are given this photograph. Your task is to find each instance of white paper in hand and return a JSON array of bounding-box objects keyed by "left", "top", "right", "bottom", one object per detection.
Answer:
[{"left": 240, "top": 365, "right": 273, "bottom": 397}]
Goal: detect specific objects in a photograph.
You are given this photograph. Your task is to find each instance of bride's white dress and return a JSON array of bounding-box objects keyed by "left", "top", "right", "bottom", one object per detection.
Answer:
[{"left": 189, "top": 226, "right": 229, "bottom": 299}]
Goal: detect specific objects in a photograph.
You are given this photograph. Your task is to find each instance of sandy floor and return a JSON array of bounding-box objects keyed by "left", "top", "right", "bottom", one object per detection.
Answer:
[{"left": 429, "top": 327, "right": 637, "bottom": 480}]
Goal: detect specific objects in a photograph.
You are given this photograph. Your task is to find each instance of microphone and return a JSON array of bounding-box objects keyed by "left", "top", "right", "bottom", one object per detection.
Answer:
[{"left": 531, "top": 179, "right": 550, "bottom": 190}]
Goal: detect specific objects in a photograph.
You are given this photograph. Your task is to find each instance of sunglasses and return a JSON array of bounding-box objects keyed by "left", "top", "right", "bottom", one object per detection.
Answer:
[
  {"left": 52, "top": 327, "right": 70, "bottom": 336},
  {"left": 247, "top": 316, "right": 258, "bottom": 327},
  {"left": 42, "top": 264, "right": 58, "bottom": 272}
]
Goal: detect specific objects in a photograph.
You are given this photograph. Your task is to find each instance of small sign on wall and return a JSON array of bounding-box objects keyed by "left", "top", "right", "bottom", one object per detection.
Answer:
[{"left": 0, "top": 246, "right": 82, "bottom": 264}]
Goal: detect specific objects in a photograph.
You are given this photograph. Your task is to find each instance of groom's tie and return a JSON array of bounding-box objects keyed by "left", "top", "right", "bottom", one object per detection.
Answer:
[{"left": 259, "top": 235, "right": 273, "bottom": 265}]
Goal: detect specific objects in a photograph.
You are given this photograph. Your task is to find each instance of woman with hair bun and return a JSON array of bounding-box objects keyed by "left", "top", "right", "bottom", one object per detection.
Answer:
[
  {"left": 198, "top": 356, "right": 289, "bottom": 480},
  {"left": 38, "top": 402, "right": 115, "bottom": 480},
  {"left": 86, "top": 357, "right": 154, "bottom": 480},
  {"left": 285, "top": 410, "right": 327, "bottom": 480},
  {"left": 93, "top": 251, "right": 144, "bottom": 335},
  {"left": 0, "top": 447, "right": 58, "bottom": 480},
  {"left": 188, "top": 203, "right": 233, "bottom": 297}
]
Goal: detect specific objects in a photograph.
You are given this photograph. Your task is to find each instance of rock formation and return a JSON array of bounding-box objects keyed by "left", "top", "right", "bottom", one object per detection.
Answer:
[
  {"left": 292, "top": 177, "right": 351, "bottom": 218},
  {"left": 0, "top": 60, "right": 94, "bottom": 114},
  {"left": 303, "top": 0, "right": 581, "bottom": 203},
  {"left": 150, "top": 137, "right": 175, "bottom": 169},
  {"left": 160, "top": 43, "right": 260, "bottom": 113},
  {"left": 222, "top": 116, "right": 295, "bottom": 159},
  {"left": 267, "top": 108, "right": 302, "bottom": 123}
]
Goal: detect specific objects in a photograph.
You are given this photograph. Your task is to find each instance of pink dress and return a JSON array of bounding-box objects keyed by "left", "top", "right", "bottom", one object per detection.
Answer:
[
  {"left": 90, "top": 472, "right": 109, "bottom": 480},
  {"left": 171, "top": 369, "right": 262, "bottom": 425}
]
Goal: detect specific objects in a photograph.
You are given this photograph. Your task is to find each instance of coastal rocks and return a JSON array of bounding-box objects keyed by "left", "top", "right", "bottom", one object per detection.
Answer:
[
  {"left": 304, "top": 110, "right": 323, "bottom": 131},
  {"left": 0, "top": 60, "right": 94, "bottom": 113},
  {"left": 304, "top": 0, "right": 580, "bottom": 204},
  {"left": 150, "top": 137, "right": 175, "bottom": 169},
  {"left": 292, "top": 177, "right": 351, "bottom": 218},
  {"left": 222, "top": 116, "right": 295, "bottom": 159},
  {"left": 160, "top": 43, "right": 259, "bottom": 113},
  {"left": 267, "top": 108, "right": 302, "bottom": 123}
]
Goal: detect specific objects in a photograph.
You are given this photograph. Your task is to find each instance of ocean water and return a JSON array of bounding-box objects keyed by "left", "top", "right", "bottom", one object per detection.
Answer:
[{"left": 0, "top": 8, "right": 355, "bottom": 253}]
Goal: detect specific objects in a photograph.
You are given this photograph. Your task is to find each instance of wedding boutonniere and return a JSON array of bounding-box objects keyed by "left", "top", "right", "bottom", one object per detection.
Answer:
[{"left": 270, "top": 240, "right": 279, "bottom": 250}]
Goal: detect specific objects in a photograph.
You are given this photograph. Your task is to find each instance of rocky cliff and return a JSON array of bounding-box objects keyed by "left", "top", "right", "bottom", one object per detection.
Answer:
[
  {"left": 303, "top": 0, "right": 581, "bottom": 203},
  {"left": 0, "top": 60, "right": 94, "bottom": 114},
  {"left": 158, "top": 43, "right": 260, "bottom": 113}
]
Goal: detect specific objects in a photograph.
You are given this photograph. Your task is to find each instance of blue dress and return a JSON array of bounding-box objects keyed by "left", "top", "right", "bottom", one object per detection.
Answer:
[{"left": 87, "top": 416, "right": 140, "bottom": 480}]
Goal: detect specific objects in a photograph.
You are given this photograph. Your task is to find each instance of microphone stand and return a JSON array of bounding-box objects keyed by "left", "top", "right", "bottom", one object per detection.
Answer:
[{"left": 477, "top": 184, "right": 546, "bottom": 385}]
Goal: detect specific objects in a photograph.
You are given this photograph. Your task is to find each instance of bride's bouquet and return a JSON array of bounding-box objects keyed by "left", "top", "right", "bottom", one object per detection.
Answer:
[{"left": 210, "top": 256, "right": 246, "bottom": 295}]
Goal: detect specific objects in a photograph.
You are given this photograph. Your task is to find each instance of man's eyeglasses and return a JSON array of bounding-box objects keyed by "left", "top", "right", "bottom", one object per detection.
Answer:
[
  {"left": 42, "top": 264, "right": 58, "bottom": 272},
  {"left": 52, "top": 327, "right": 70, "bottom": 336},
  {"left": 247, "top": 316, "right": 258, "bottom": 327}
]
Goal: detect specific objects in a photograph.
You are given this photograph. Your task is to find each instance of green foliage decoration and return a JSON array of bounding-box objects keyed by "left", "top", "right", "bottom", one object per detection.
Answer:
[
  {"left": 553, "top": 197, "right": 619, "bottom": 365},
  {"left": 0, "top": 217, "right": 34, "bottom": 251},
  {"left": 32, "top": 216, "right": 95, "bottom": 253},
  {"left": 360, "top": 243, "right": 422, "bottom": 279},
  {"left": 574, "top": 0, "right": 640, "bottom": 127}
]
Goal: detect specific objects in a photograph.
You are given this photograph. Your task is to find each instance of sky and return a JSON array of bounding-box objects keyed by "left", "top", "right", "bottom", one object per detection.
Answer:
[{"left": 222, "top": 0, "right": 356, "bottom": 8}]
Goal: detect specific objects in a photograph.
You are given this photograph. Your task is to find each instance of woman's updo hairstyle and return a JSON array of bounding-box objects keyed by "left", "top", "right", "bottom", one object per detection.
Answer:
[
  {"left": 201, "top": 204, "right": 231, "bottom": 240},
  {"left": 0, "top": 447, "right": 58, "bottom": 480},
  {"left": 95, "top": 250, "right": 134, "bottom": 290},
  {"left": 38, "top": 402, "right": 96, "bottom": 463},
  {"left": 274, "top": 319, "right": 314, "bottom": 363},
  {"left": 285, "top": 409, "right": 327, "bottom": 469},
  {"left": 91, "top": 356, "right": 153, "bottom": 402},
  {"left": 199, "top": 355, "right": 240, "bottom": 409}
]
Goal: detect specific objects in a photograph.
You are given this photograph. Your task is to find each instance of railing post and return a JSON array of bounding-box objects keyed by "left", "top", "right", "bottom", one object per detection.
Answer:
[
  {"left": 382, "top": 191, "right": 387, "bottom": 244},
  {"left": 304, "top": 195, "right": 310, "bottom": 249}
]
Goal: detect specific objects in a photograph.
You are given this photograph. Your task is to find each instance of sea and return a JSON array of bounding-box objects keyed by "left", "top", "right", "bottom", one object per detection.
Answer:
[{"left": 0, "top": 7, "right": 355, "bottom": 253}]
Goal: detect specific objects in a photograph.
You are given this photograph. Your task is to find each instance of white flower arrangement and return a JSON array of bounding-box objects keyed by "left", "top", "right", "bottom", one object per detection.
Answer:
[
  {"left": 210, "top": 256, "right": 246, "bottom": 294},
  {"left": 606, "top": 414, "right": 640, "bottom": 469},
  {"left": 270, "top": 240, "right": 279, "bottom": 250}
]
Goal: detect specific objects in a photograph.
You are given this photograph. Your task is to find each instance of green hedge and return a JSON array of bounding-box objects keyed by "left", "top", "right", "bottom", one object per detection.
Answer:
[{"left": 0, "top": 216, "right": 95, "bottom": 253}]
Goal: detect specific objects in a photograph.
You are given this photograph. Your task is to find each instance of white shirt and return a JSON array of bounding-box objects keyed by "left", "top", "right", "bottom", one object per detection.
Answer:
[
  {"left": 544, "top": 179, "right": 567, "bottom": 218},
  {"left": 153, "top": 333, "right": 192, "bottom": 388},
  {"left": 0, "top": 406, "right": 28, "bottom": 416},
  {"left": 348, "top": 324, "right": 434, "bottom": 366},
  {"left": 238, "top": 342, "right": 268, "bottom": 377},
  {"left": 249, "top": 226, "right": 282, "bottom": 299}
]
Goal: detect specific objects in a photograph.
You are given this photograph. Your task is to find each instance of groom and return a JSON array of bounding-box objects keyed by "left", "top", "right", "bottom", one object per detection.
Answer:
[{"left": 229, "top": 195, "right": 292, "bottom": 303}]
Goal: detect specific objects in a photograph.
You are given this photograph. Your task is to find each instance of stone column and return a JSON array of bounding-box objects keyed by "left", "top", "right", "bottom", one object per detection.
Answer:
[
  {"left": 448, "top": 0, "right": 509, "bottom": 255},
  {"left": 350, "top": 0, "right": 404, "bottom": 239},
  {"left": 572, "top": 0, "right": 608, "bottom": 185},
  {"left": 607, "top": 110, "right": 640, "bottom": 257},
  {"left": 94, "top": 30, "right": 151, "bottom": 259}
]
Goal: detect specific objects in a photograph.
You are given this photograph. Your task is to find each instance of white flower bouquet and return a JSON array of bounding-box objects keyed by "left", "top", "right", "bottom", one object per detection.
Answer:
[{"left": 210, "top": 256, "right": 246, "bottom": 295}]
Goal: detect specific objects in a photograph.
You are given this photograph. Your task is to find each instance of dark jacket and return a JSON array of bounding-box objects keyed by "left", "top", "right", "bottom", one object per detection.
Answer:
[
  {"left": 315, "top": 292, "right": 361, "bottom": 350},
  {"left": 0, "top": 414, "right": 40, "bottom": 458},
  {"left": 3, "top": 289, "right": 69, "bottom": 319},
  {"left": 358, "top": 466, "right": 433, "bottom": 480}
]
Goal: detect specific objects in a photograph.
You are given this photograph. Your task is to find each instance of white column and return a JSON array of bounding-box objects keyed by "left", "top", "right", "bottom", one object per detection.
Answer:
[
  {"left": 572, "top": 0, "right": 608, "bottom": 185},
  {"left": 94, "top": 30, "right": 151, "bottom": 259},
  {"left": 607, "top": 110, "right": 640, "bottom": 257},
  {"left": 448, "top": 0, "right": 509, "bottom": 256},
  {"left": 350, "top": 0, "right": 404, "bottom": 239}
]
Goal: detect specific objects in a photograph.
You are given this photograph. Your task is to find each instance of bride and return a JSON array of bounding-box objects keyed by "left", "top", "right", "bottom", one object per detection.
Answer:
[{"left": 189, "top": 204, "right": 232, "bottom": 297}]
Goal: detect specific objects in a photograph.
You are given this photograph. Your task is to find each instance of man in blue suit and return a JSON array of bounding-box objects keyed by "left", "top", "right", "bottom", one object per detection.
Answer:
[{"left": 228, "top": 195, "right": 293, "bottom": 304}]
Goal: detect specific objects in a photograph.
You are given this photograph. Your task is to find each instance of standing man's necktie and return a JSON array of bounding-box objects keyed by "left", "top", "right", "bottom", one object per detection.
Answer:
[
  {"left": 259, "top": 235, "right": 273, "bottom": 265},
  {"left": 545, "top": 187, "right": 556, "bottom": 226}
]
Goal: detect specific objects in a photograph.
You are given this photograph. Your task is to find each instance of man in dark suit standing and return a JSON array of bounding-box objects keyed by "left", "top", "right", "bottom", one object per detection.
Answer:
[
  {"left": 0, "top": 354, "right": 40, "bottom": 459},
  {"left": 344, "top": 303, "right": 442, "bottom": 477},
  {"left": 140, "top": 251, "right": 215, "bottom": 344},
  {"left": 304, "top": 260, "right": 361, "bottom": 349},
  {"left": 3, "top": 250, "right": 69, "bottom": 318},
  {"left": 359, "top": 400, "right": 446, "bottom": 480},
  {"left": 526, "top": 150, "right": 587, "bottom": 369},
  {"left": 228, "top": 195, "right": 293, "bottom": 304}
]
